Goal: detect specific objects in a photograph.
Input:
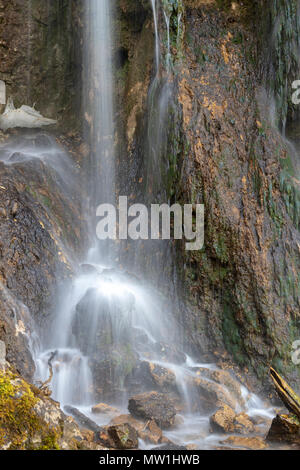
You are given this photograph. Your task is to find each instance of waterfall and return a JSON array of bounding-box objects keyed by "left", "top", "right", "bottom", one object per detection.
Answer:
[
  {"left": 84, "top": 0, "right": 116, "bottom": 263},
  {"left": 163, "top": 9, "right": 171, "bottom": 73},
  {"left": 32, "top": 0, "right": 275, "bottom": 448},
  {"left": 150, "top": 0, "right": 160, "bottom": 73}
]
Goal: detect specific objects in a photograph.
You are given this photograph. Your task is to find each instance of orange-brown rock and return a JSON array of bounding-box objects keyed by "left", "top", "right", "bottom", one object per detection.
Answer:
[
  {"left": 221, "top": 436, "right": 268, "bottom": 450},
  {"left": 91, "top": 403, "right": 119, "bottom": 415},
  {"left": 210, "top": 404, "right": 236, "bottom": 433},
  {"left": 233, "top": 413, "right": 255, "bottom": 435},
  {"left": 128, "top": 391, "right": 176, "bottom": 429}
]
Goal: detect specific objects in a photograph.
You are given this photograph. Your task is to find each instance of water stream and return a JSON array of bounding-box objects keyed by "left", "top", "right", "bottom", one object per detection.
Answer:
[{"left": 1, "top": 0, "right": 277, "bottom": 450}]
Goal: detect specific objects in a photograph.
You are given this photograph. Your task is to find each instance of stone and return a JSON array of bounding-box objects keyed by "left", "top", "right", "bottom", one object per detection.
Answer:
[
  {"left": 192, "top": 368, "right": 245, "bottom": 408},
  {"left": 91, "top": 403, "right": 119, "bottom": 415},
  {"left": 189, "top": 376, "right": 237, "bottom": 412},
  {"left": 110, "top": 414, "right": 163, "bottom": 445},
  {"left": 210, "top": 404, "right": 236, "bottom": 433},
  {"left": 108, "top": 423, "right": 139, "bottom": 449},
  {"left": 233, "top": 412, "right": 255, "bottom": 435},
  {"left": 126, "top": 361, "right": 176, "bottom": 394},
  {"left": 221, "top": 436, "right": 268, "bottom": 450},
  {"left": 64, "top": 406, "right": 100, "bottom": 432},
  {"left": 128, "top": 391, "right": 176, "bottom": 429},
  {"left": 266, "top": 414, "right": 300, "bottom": 446}
]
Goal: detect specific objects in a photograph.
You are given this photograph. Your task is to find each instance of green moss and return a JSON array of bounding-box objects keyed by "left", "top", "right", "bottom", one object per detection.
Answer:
[{"left": 0, "top": 370, "right": 61, "bottom": 450}]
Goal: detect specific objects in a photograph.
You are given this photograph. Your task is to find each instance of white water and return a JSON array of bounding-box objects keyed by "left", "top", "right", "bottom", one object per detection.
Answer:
[
  {"left": 84, "top": 0, "right": 115, "bottom": 261},
  {"left": 30, "top": 0, "right": 276, "bottom": 450}
]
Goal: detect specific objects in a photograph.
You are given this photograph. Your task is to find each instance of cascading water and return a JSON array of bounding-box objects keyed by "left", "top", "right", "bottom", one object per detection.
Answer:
[
  {"left": 150, "top": 0, "right": 160, "bottom": 73},
  {"left": 33, "top": 0, "right": 276, "bottom": 450},
  {"left": 84, "top": 0, "right": 116, "bottom": 263}
]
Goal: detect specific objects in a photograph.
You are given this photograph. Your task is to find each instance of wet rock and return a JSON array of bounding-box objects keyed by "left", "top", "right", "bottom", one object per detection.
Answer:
[
  {"left": 210, "top": 404, "right": 236, "bottom": 433},
  {"left": 8, "top": 152, "right": 24, "bottom": 163},
  {"left": 64, "top": 406, "right": 100, "bottom": 433},
  {"left": 108, "top": 423, "right": 139, "bottom": 449},
  {"left": 221, "top": 436, "right": 268, "bottom": 450},
  {"left": 126, "top": 361, "right": 176, "bottom": 394},
  {"left": 146, "top": 420, "right": 163, "bottom": 445},
  {"left": 189, "top": 376, "right": 237, "bottom": 412},
  {"left": 266, "top": 414, "right": 300, "bottom": 446},
  {"left": 110, "top": 414, "right": 163, "bottom": 445},
  {"left": 72, "top": 287, "right": 135, "bottom": 354},
  {"left": 153, "top": 342, "right": 186, "bottom": 365},
  {"left": 128, "top": 391, "right": 176, "bottom": 429},
  {"left": 90, "top": 345, "right": 139, "bottom": 401},
  {"left": 192, "top": 368, "right": 245, "bottom": 408},
  {"left": 0, "top": 292, "right": 35, "bottom": 381},
  {"left": 91, "top": 403, "right": 119, "bottom": 415},
  {"left": 234, "top": 413, "right": 255, "bottom": 435}
]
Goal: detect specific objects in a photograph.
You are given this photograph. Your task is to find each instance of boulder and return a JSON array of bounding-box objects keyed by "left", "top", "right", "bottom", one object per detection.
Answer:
[
  {"left": 110, "top": 414, "right": 163, "bottom": 445},
  {"left": 188, "top": 376, "right": 237, "bottom": 412},
  {"left": 91, "top": 403, "right": 119, "bottom": 415},
  {"left": 91, "top": 345, "right": 139, "bottom": 401},
  {"left": 64, "top": 406, "right": 100, "bottom": 433},
  {"left": 192, "top": 368, "right": 244, "bottom": 408},
  {"left": 233, "top": 412, "right": 254, "bottom": 435},
  {"left": 210, "top": 404, "right": 236, "bottom": 433},
  {"left": 108, "top": 423, "right": 138, "bottom": 449},
  {"left": 266, "top": 414, "right": 300, "bottom": 446},
  {"left": 126, "top": 361, "right": 176, "bottom": 394},
  {"left": 128, "top": 391, "right": 176, "bottom": 429}
]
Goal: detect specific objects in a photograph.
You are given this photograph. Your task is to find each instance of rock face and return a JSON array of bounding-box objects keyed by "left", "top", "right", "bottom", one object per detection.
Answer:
[
  {"left": 0, "top": 140, "right": 82, "bottom": 381},
  {"left": 0, "top": 0, "right": 83, "bottom": 131},
  {"left": 128, "top": 391, "right": 177, "bottom": 429},
  {"left": 113, "top": 0, "right": 300, "bottom": 390}
]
